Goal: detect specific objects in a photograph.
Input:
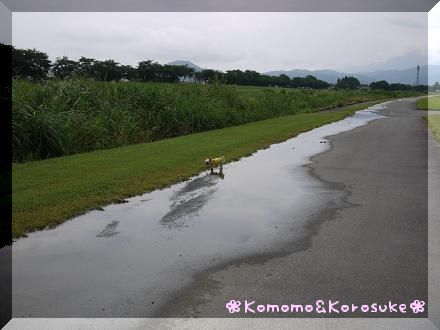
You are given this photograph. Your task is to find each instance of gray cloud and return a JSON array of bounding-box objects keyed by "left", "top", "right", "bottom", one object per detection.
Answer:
[{"left": 12, "top": 12, "right": 431, "bottom": 72}]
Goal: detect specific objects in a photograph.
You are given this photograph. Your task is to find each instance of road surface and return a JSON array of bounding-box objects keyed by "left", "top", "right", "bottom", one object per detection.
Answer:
[{"left": 156, "top": 98, "right": 430, "bottom": 318}]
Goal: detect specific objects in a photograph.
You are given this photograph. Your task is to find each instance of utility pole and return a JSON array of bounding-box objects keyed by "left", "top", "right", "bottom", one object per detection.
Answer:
[{"left": 416, "top": 65, "right": 420, "bottom": 86}]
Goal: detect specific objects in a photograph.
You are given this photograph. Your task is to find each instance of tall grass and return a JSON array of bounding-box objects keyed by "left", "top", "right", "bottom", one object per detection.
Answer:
[{"left": 12, "top": 79, "right": 419, "bottom": 162}]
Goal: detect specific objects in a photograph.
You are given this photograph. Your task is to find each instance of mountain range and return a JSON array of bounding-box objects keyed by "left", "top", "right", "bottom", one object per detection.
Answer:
[
  {"left": 341, "top": 50, "right": 428, "bottom": 72},
  {"left": 168, "top": 60, "right": 440, "bottom": 85},
  {"left": 265, "top": 65, "right": 439, "bottom": 85}
]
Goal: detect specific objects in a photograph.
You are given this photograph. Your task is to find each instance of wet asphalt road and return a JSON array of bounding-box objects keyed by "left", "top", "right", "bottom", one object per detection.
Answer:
[{"left": 157, "top": 98, "right": 429, "bottom": 318}]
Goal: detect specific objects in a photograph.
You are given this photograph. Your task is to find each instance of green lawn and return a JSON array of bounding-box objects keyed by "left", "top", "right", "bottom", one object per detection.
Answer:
[
  {"left": 12, "top": 101, "right": 384, "bottom": 238},
  {"left": 416, "top": 95, "right": 440, "bottom": 110}
]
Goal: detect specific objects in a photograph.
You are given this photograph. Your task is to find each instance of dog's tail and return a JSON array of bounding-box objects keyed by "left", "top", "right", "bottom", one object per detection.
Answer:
[{"left": 221, "top": 156, "right": 225, "bottom": 163}]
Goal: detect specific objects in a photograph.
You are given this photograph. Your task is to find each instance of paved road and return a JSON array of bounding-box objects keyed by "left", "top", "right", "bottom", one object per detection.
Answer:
[{"left": 157, "top": 98, "right": 430, "bottom": 318}]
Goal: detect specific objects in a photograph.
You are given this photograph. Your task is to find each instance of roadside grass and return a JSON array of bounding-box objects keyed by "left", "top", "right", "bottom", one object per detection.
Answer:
[
  {"left": 13, "top": 79, "right": 420, "bottom": 162},
  {"left": 416, "top": 95, "right": 440, "bottom": 110},
  {"left": 12, "top": 101, "right": 383, "bottom": 239},
  {"left": 429, "top": 115, "right": 440, "bottom": 141}
]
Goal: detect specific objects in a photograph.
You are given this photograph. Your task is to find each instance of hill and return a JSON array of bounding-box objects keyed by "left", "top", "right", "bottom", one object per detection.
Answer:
[{"left": 167, "top": 60, "right": 203, "bottom": 72}]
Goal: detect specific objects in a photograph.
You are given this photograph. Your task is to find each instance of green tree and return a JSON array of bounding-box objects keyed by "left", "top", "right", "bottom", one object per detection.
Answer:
[
  {"left": 336, "top": 76, "right": 361, "bottom": 89},
  {"left": 276, "top": 74, "right": 291, "bottom": 87},
  {"left": 77, "top": 57, "right": 97, "bottom": 78},
  {"left": 193, "top": 69, "right": 220, "bottom": 84},
  {"left": 178, "top": 64, "right": 195, "bottom": 81},
  {"left": 119, "top": 65, "right": 137, "bottom": 81},
  {"left": 388, "top": 83, "right": 412, "bottom": 91},
  {"left": 92, "top": 60, "right": 123, "bottom": 81},
  {"left": 370, "top": 80, "right": 390, "bottom": 90},
  {"left": 12, "top": 47, "right": 51, "bottom": 79},
  {"left": 412, "top": 84, "right": 428, "bottom": 92},
  {"left": 137, "top": 60, "right": 161, "bottom": 82},
  {"left": 52, "top": 56, "right": 78, "bottom": 79}
]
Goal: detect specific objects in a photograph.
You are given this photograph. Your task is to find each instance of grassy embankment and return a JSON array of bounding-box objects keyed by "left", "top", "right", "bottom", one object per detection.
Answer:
[
  {"left": 12, "top": 80, "right": 422, "bottom": 238},
  {"left": 430, "top": 116, "right": 440, "bottom": 141},
  {"left": 13, "top": 79, "right": 420, "bottom": 162},
  {"left": 416, "top": 96, "right": 440, "bottom": 141},
  {"left": 416, "top": 95, "right": 440, "bottom": 111}
]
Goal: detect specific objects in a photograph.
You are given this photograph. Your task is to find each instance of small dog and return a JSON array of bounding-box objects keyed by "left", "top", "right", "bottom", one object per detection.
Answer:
[{"left": 205, "top": 156, "right": 225, "bottom": 173}]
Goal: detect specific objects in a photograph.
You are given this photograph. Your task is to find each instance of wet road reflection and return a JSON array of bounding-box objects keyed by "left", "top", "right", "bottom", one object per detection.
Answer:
[{"left": 161, "top": 174, "right": 222, "bottom": 229}]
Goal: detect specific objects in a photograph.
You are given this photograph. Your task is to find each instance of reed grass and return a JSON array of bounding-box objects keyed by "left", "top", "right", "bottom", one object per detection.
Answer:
[{"left": 13, "top": 79, "right": 420, "bottom": 162}]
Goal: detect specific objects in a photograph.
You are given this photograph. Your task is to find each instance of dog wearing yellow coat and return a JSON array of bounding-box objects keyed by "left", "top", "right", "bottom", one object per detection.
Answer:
[{"left": 205, "top": 156, "right": 225, "bottom": 173}]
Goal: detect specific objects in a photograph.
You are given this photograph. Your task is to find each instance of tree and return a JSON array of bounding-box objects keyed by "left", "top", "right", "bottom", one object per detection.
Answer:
[
  {"left": 336, "top": 76, "right": 361, "bottom": 89},
  {"left": 276, "top": 74, "right": 291, "bottom": 87},
  {"left": 304, "top": 75, "right": 329, "bottom": 89},
  {"left": 137, "top": 60, "right": 161, "bottom": 82},
  {"left": 77, "top": 57, "right": 97, "bottom": 78},
  {"left": 52, "top": 56, "right": 78, "bottom": 79},
  {"left": 119, "top": 65, "right": 137, "bottom": 81},
  {"left": 92, "top": 60, "right": 123, "bottom": 81},
  {"left": 369, "top": 80, "right": 390, "bottom": 90},
  {"left": 12, "top": 47, "right": 51, "bottom": 79},
  {"left": 158, "top": 64, "right": 193, "bottom": 83},
  {"left": 413, "top": 85, "right": 428, "bottom": 92},
  {"left": 169, "top": 65, "right": 193, "bottom": 82},
  {"left": 388, "top": 83, "right": 412, "bottom": 91},
  {"left": 180, "top": 66, "right": 195, "bottom": 82}
]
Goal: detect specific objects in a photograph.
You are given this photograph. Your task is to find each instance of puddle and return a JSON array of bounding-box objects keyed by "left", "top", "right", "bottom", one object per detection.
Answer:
[
  {"left": 96, "top": 221, "right": 120, "bottom": 238},
  {"left": 11, "top": 102, "right": 388, "bottom": 317}
]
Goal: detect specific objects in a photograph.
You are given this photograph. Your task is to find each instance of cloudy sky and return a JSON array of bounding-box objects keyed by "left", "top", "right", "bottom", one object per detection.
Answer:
[
  {"left": 429, "top": 3, "right": 440, "bottom": 66},
  {"left": 11, "top": 8, "right": 438, "bottom": 72}
]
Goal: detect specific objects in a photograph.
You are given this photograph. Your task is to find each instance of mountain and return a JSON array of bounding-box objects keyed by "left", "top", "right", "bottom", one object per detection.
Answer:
[
  {"left": 359, "top": 66, "right": 429, "bottom": 85},
  {"left": 167, "top": 60, "right": 203, "bottom": 72},
  {"left": 265, "top": 65, "right": 439, "bottom": 85},
  {"left": 168, "top": 59, "right": 440, "bottom": 85},
  {"left": 264, "top": 69, "right": 371, "bottom": 84}
]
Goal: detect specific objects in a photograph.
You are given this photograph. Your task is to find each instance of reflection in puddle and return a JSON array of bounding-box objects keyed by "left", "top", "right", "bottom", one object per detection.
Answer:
[
  {"left": 96, "top": 221, "right": 120, "bottom": 238},
  {"left": 161, "top": 174, "right": 222, "bottom": 229}
]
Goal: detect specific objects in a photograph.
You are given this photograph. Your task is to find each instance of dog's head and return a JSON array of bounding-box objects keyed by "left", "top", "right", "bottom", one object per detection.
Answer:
[{"left": 204, "top": 158, "right": 211, "bottom": 166}]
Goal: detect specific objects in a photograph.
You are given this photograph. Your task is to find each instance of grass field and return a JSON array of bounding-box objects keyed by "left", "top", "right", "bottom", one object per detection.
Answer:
[
  {"left": 429, "top": 115, "right": 440, "bottom": 141},
  {"left": 12, "top": 101, "right": 384, "bottom": 239},
  {"left": 416, "top": 95, "right": 440, "bottom": 110},
  {"left": 13, "top": 79, "right": 421, "bottom": 162}
]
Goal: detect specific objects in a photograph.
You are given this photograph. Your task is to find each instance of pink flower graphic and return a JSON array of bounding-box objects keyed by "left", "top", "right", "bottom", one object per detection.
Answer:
[
  {"left": 410, "top": 300, "right": 425, "bottom": 313},
  {"left": 226, "top": 299, "right": 241, "bottom": 313}
]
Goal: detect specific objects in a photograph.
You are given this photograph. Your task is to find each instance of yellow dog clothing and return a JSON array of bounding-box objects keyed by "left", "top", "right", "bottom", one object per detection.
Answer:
[{"left": 205, "top": 156, "right": 225, "bottom": 169}]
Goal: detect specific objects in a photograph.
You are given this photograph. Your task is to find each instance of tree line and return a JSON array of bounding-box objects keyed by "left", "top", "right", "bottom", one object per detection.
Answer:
[
  {"left": 11, "top": 46, "right": 333, "bottom": 89},
  {"left": 10, "top": 45, "right": 429, "bottom": 91},
  {"left": 369, "top": 80, "right": 428, "bottom": 92}
]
